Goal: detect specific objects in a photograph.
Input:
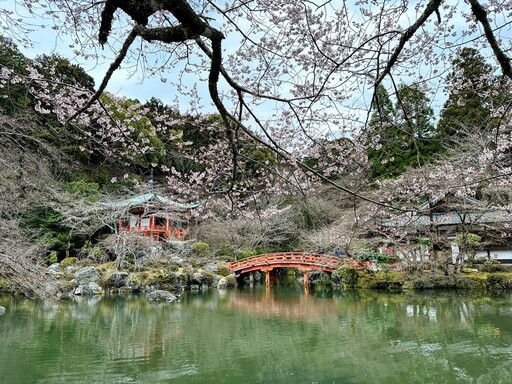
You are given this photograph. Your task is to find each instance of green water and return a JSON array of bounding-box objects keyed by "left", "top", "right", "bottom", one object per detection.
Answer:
[{"left": 1, "top": 288, "right": 511, "bottom": 384}]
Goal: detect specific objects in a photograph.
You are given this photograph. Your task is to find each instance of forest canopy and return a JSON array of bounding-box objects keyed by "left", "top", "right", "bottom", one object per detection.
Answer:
[{"left": 0, "top": 0, "right": 511, "bottom": 209}]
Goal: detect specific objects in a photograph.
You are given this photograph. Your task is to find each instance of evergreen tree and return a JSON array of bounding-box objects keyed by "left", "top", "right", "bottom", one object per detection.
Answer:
[
  {"left": 33, "top": 53, "right": 95, "bottom": 92},
  {"left": 366, "top": 85, "right": 396, "bottom": 179},
  {"left": 437, "top": 48, "right": 495, "bottom": 139},
  {"left": 394, "top": 83, "right": 439, "bottom": 164},
  {"left": 0, "top": 36, "right": 32, "bottom": 114},
  {"left": 367, "top": 84, "right": 437, "bottom": 179}
]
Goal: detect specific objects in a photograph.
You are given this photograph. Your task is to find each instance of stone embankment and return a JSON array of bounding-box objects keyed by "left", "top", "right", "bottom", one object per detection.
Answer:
[
  {"left": 331, "top": 266, "right": 512, "bottom": 291},
  {"left": 48, "top": 256, "right": 238, "bottom": 301}
]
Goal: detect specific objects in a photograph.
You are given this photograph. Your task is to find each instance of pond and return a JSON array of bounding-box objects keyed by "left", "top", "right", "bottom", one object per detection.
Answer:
[{"left": 1, "top": 287, "right": 512, "bottom": 383}]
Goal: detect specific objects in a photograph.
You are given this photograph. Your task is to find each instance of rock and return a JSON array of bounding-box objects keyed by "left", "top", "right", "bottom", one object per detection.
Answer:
[
  {"left": 60, "top": 257, "right": 77, "bottom": 268},
  {"left": 225, "top": 274, "right": 238, "bottom": 287},
  {"left": 74, "top": 285, "right": 84, "bottom": 295},
  {"left": 190, "top": 284, "right": 200, "bottom": 291},
  {"left": 48, "top": 263, "right": 61, "bottom": 272},
  {"left": 0, "top": 306, "right": 5, "bottom": 315},
  {"left": 74, "top": 266, "right": 100, "bottom": 284},
  {"left": 57, "top": 292, "right": 71, "bottom": 300},
  {"left": 174, "top": 271, "right": 189, "bottom": 290},
  {"left": 147, "top": 290, "right": 177, "bottom": 302},
  {"left": 118, "top": 287, "right": 133, "bottom": 295},
  {"left": 150, "top": 245, "right": 163, "bottom": 258},
  {"left": 75, "top": 282, "right": 103, "bottom": 296},
  {"left": 204, "top": 264, "right": 218, "bottom": 274},
  {"left": 106, "top": 272, "right": 130, "bottom": 288},
  {"left": 243, "top": 274, "right": 253, "bottom": 285},
  {"left": 170, "top": 256, "right": 185, "bottom": 266},
  {"left": 217, "top": 277, "right": 228, "bottom": 289},
  {"left": 407, "top": 279, "right": 434, "bottom": 289},
  {"left": 136, "top": 250, "right": 146, "bottom": 260},
  {"left": 308, "top": 270, "right": 331, "bottom": 285},
  {"left": 191, "top": 272, "right": 206, "bottom": 285},
  {"left": 47, "top": 263, "right": 63, "bottom": 277}
]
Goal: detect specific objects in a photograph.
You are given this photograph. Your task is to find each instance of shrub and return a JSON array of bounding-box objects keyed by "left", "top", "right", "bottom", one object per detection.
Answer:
[
  {"left": 355, "top": 248, "right": 390, "bottom": 264},
  {"left": 49, "top": 251, "right": 58, "bottom": 265},
  {"left": 235, "top": 249, "right": 257, "bottom": 259},
  {"left": 63, "top": 179, "right": 100, "bottom": 202},
  {"left": 218, "top": 244, "right": 233, "bottom": 257},
  {"left": 192, "top": 242, "right": 211, "bottom": 256},
  {"left": 80, "top": 241, "right": 106, "bottom": 261},
  {"left": 217, "top": 264, "right": 232, "bottom": 277},
  {"left": 254, "top": 246, "right": 269, "bottom": 255},
  {"left": 482, "top": 261, "right": 510, "bottom": 273}
]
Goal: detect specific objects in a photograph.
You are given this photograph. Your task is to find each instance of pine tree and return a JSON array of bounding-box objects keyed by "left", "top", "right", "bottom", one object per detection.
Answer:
[
  {"left": 0, "top": 37, "right": 32, "bottom": 114},
  {"left": 367, "top": 84, "right": 438, "bottom": 179},
  {"left": 366, "top": 85, "right": 396, "bottom": 179},
  {"left": 437, "top": 48, "right": 495, "bottom": 139}
]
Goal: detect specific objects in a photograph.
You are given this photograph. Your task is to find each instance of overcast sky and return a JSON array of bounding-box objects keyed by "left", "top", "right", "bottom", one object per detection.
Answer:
[{"left": 3, "top": 2, "right": 211, "bottom": 110}]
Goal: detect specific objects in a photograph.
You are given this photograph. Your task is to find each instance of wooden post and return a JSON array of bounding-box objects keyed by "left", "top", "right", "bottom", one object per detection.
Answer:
[
  {"left": 265, "top": 270, "right": 270, "bottom": 288},
  {"left": 303, "top": 270, "right": 309, "bottom": 294}
]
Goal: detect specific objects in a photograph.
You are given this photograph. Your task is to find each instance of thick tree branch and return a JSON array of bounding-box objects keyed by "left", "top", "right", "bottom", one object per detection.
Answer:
[
  {"left": 468, "top": 0, "right": 512, "bottom": 80},
  {"left": 375, "top": 0, "right": 442, "bottom": 88}
]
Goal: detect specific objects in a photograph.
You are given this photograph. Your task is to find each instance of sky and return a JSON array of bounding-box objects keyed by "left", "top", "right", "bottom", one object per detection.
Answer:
[
  {"left": 2, "top": 0, "right": 510, "bottom": 132},
  {"left": 1, "top": 1, "right": 211, "bottom": 110}
]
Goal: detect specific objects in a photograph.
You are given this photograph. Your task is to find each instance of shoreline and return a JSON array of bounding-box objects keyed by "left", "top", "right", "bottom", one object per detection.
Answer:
[{"left": 2, "top": 257, "right": 512, "bottom": 299}]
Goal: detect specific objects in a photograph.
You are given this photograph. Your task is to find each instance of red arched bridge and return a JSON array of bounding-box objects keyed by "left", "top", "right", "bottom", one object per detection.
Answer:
[{"left": 227, "top": 252, "right": 369, "bottom": 287}]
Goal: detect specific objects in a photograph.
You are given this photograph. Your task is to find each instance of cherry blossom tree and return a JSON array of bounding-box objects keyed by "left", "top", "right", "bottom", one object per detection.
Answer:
[{"left": 0, "top": 0, "right": 511, "bottom": 211}]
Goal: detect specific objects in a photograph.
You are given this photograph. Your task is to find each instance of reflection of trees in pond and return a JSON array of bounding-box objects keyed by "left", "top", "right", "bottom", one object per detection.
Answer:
[
  {"left": 1, "top": 291, "right": 512, "bottom": 383},
  {"left": 227, "top": 290, "right": 341, "bottom": 320}
]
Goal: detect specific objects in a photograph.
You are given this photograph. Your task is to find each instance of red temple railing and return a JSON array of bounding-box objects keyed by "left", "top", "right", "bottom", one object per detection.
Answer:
[
  {"left": 227, "top": 252, "right": 371, "bottom": 276},
  {"left": 227, "top": 252, "right": 339, "bottom": 274}
]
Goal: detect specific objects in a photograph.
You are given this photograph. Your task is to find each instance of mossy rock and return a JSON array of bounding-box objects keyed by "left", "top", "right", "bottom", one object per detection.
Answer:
[
  {"left": 403, "top": 279, "right": 434, "bottom": 290},
  {"left": 96, "top": 261, "right": 116, "bottom": 274},
  {"left": 455, "top": 275, "right": 487, "bottom": 290},
  {"left": 430, "top": 275, "right": 457, "bottom": 288},
  {"left": 486, "top": 273, "right": 512, "bottom": 289},
  {"left": 60, "top": 257, "right": 77, "bottom": 268},
  {"left": 332, "top": 267, "right": 359, "bottom": 288},
  {"left": 0, "top": 278, "right": 12, "bottom": 293},
  {"left": 356, "top": 271, "right": 405, "bottom": 291},
  {"left": 481, "top": 263, "right": 511, "bottom": 273},
  {"left": 225, "top": 274, "right": 237, "bottom": 287},
  {"left": 216, "top": 264, "right": 232, "bottom": 277},
  {"left": 130, "top": 270, "right": 184, "bottom": 291}
]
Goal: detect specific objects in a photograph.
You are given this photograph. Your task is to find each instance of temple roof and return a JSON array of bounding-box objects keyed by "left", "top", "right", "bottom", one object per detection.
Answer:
[
  {"left": 104, "top": 193, "right": 200, "bottom": 210},
  {"left": 376, "top": 194, "right": 512, "bottom": 229}
]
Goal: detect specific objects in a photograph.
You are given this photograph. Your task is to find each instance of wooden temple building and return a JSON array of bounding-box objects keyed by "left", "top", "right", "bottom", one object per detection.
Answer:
[
  {"left": 108, "top": 193, "right": 199, "bottom": 241},
  {"left": 376, "top": 194, "right": 512, "bottom": 263}
]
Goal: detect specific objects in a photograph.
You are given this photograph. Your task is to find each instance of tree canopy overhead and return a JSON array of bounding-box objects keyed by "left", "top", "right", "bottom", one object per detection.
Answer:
[{"left": 1, "top": 0, "right": 511, "bottom": 209}]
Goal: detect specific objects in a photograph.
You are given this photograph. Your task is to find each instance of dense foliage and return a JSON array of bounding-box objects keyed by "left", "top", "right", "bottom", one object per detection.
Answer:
[{"left": 0, "top": 1, "right": 511, "bottom": 295}]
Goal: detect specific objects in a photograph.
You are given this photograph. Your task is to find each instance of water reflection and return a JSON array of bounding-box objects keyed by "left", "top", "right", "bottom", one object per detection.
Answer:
[
  {"left": 0, "top": 289, "right": 511, "bottom": 384},
  {"left": 228, "top": 288, "right": 341, "bottom": 320}
]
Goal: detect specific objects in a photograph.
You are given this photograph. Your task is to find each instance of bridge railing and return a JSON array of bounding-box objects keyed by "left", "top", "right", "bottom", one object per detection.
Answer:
[{"left": 227, "top": 252, "right": 341, "bottom": 273}]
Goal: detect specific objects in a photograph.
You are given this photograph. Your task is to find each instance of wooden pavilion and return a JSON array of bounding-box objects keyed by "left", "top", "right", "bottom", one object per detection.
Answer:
[{"left": 109, "top": 193, "right": 199, "bottom": 241}]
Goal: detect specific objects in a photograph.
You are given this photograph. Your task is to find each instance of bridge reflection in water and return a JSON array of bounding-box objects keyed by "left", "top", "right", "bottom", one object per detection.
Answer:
[
  {"left": 227, "top": 290, "right": 342, "bottom": 320},
  {"left": 227, "top": 252, "right": 342, "bottom": 290}
]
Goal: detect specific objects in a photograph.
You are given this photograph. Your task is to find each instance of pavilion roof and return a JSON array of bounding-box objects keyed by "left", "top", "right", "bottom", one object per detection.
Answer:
[{"left": 104, "top": 193, "right": 200, "bottom": 211}]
